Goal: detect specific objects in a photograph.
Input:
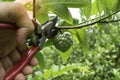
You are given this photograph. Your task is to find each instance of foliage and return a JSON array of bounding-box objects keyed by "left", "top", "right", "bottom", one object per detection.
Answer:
[
  {"left": 24, "top": 0, "right": 89, "bottom": 24},
  {"left": 3, "top": 0, "right": 120, "bottom": 80}
]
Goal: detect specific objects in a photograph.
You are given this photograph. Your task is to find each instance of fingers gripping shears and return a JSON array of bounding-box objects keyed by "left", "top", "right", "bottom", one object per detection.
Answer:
[{"left": 1, "top": 17, "right": 57, "bottom": 80}]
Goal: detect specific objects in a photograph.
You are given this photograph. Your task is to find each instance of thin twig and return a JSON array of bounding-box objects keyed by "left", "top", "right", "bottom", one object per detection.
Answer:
[
  {"left": 56, "top": 10, "right": 120, "bottom": 29},
  {"left": 33, "top": 0, "right": 36, "bottom": 19}
]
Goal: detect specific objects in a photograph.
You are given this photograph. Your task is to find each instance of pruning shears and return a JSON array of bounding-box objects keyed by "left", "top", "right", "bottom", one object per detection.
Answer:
[{"left": 1, "top": 17, "right": 57, "bottom": 80}]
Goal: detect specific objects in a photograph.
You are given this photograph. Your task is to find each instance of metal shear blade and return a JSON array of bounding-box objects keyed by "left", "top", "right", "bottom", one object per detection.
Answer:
[{"left": 38, "top": 16, "right": 57, "bottom": 48}]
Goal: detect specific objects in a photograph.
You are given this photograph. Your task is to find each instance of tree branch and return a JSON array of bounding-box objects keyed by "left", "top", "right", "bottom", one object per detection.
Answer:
[
  {"left": 56, "top": 10, "right": 120, "bottom": 29},
  {"left": 99, "top": 19, "right": 120, "bottom": 23}
]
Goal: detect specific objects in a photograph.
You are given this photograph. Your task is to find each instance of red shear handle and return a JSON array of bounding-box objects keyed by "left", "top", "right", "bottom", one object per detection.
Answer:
[
  {"left": 3, "top": 46, "right": 40, "bottom": 80},
  {"left": 0, "top": 23, "right": 18, "bottom": 30}
]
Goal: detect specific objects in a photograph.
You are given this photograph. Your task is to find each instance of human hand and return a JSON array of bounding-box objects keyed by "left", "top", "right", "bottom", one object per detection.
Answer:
[
  {"left": 0, "top": 2, "right": 38, "bottom": 80},
  {"left": 0, "top": 49, "right": 38, "bottom": 80}
]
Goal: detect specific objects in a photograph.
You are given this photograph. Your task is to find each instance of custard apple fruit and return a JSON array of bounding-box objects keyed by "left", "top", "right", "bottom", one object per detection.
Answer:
[{"left": 53, "top": 32, "right": 73, "bottom": 52}]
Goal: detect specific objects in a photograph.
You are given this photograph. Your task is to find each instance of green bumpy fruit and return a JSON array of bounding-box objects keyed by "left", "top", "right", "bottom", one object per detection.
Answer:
[{"left": 53, "top": 32, "right": 73, "bottom": 52}]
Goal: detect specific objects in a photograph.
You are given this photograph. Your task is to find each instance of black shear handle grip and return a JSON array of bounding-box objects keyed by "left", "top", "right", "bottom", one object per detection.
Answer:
[{"left": 3, "top": 46, "right": 40, "bottom": 80}]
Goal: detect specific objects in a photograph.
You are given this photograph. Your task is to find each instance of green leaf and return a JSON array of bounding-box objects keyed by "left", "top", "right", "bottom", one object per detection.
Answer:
[
  {"left": 44, "top": 69, "right": 53, "bottom": 80},
  {"left": 48, "top": 4, "right": 73, "bottom": 24},
  {"left": 43, "top": 64, "right": 89, "bottom": 79},
  {"left": 36, "top": 5, "right": 49, "bottom": 23},
  {"left": 91, "top": 0, "right": 118, "bottom": 15},
  {"left": 44, "top": 39, "right": 53, "bottom": 47},
  {"left": 91, "top": 0, "right": 101, "bottom": 15},
  {"left": 77, "top": 28, "right": 89, "bottom": 54},
  {"left": 82, "top": 0, "right": 92, "bottom": 18},
  {"left": 36, "top": 12, "right": 49, "bottom": 24},
  {"left": 24, "top": 2, "right": 33, "bottom": 11},
  {"left": 55, "top": 46, "right": 73, "bottom": 64},
  {"left": 105, "top": 0, "right": 118, "bottom": 11},
  {"left": 69, "top": 29, "right": 80, "bottom": 43},
  {"left": 91, "top": 0, "right": 106, "bottom": 15},
  {"left": 115, "top": 0, "right": 120, "bottom": 11},
  {"left": 40, "top": 0, "right": 89, "bottom": 8},
  {"left": 58, "top": 18, "right": 79, "bottom": 26},
  {"left": 95, "top": 0, "right": 118, "bottom": 14},
  {"left": 112, "top": 69, "right": 120, "bottom": 80},
  {"left": 53, "top": 65, "right": 89, "bottom": 78},
  {"left": 35, "top": 52, "right": 45, "bottom": 70}
]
